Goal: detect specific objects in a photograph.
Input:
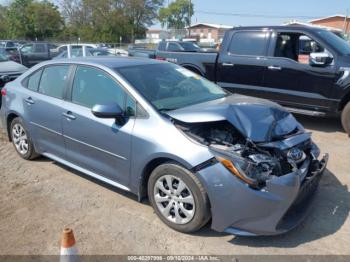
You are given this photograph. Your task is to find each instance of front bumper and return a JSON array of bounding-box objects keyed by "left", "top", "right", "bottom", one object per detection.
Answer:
[{"left": 196, "top": 154, "right": 328, "bottom": 236}]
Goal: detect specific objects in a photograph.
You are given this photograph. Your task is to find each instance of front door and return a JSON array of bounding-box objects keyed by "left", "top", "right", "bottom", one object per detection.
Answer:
[
  {"left": 62, "top": 65, "right": 136, "bottom": 186},
  {"left": 262, "top": 31, "right": 338, "bottom": 111}
]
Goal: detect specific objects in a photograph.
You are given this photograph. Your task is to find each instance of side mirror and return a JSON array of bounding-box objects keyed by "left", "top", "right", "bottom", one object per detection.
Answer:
[
  {"left": 92, "top": 103, "right": 124, "bottom": 119},
  {"left": 309, "top": 52, "right": 333, "bottom": 67}
]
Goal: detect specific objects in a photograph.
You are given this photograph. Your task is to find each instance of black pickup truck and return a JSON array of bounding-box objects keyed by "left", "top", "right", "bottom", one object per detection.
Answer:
[
  {"left": 19, "top": 42, "right": 58, "bottom": 67},
  {"left": 155, "top": 26, "right": 350, "bottom": 135}
]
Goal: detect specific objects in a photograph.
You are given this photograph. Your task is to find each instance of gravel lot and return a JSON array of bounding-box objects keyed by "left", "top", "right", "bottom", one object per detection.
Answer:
[{"left": 0, "top": 116, "right": 349, "bottom": 255}]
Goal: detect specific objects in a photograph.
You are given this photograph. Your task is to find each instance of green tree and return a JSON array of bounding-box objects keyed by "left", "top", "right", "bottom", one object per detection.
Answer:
[
  {"left": 158, "top": 0, "right": 193, "bottom": 29},
  {"left": 6, "top": 0, "right": 63, "bottom": 40},
  {"left": 122, "top": 0, "right": 164, "bottom": 41},
  {"left": 60, "top": 0, "right": 163, "bottom": 43},
  {"left": 27, "top": 1, "right": 63, "bottom": 39},
  {"left": 0, "top": 5, "right": 9, "bottom": 39}
]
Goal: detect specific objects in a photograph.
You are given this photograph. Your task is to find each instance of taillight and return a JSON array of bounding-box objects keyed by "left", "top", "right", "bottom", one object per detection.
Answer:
[
  {"left": 156, "top": 56, "right": 166, "bottom": 61},
  {"left": 1, "top": 88, "right": 6, "bottom": 96}
]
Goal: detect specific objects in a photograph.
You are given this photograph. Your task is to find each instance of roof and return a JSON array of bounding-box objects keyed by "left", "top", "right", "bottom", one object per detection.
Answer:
[
  {"left": 49, "top": 56, "right": 161, "bottom": 68},
  {"left": 284, "top": 21, "right": 343, "bottom": 32},
  {"left": 309, "top": 14, "right": 347, "bottom": 23},
  {"left": 231, "top": 25, "right": 333, "bottom": 33},
  {"left": 187, "top": 23, "right": 233, "bottom": 29}
]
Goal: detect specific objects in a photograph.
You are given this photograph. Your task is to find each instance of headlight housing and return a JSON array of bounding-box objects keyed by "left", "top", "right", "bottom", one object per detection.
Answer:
[{"left": 210, "top": 146, "right": 271, "bottom": 189}]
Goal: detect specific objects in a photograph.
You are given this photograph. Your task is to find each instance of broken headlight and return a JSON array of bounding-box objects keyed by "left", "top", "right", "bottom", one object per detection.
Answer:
[{"left": 210, "top": 145, "right": 276, "bottom": 189}]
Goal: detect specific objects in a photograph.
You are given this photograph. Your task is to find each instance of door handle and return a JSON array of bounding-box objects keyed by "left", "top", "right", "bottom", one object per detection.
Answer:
[
  {"left": 268, "top": 65, "right": 282, "bottom": 71},
  {"left": 62, "top": 111, "right": 76, "bottom": 120},
  {"left": 24, "top": 97, "right": 35, "bottom": 105},
  {"left": 222, "top": 62, "right": 234, "bottom": 67}
]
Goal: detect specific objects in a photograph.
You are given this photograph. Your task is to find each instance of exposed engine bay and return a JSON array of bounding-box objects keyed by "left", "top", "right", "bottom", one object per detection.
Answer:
[{"left": 175, "top": 120, "right": 317, "bottom": 188}]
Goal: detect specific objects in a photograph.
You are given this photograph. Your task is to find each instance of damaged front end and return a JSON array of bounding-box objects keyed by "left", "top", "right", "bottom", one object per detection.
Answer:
[{"left": 171, "top": 102, "right": 328, "bottom": 235}]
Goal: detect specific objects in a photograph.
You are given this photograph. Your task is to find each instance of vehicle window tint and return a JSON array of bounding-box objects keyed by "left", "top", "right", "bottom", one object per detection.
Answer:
[
  {"left": 72, "top": 66, "right": 126, "bottom": 109},
  {"left": 21, "top": 44, "right": 33, "bottom": 54},
  {"left": 168, "top": 43, "right": 182, "bottom": 52},
  {"left": 27, "top": 69, "right": 42, "bottom": 91},
  {"left": 158, "top": 42, "right": 166, "bottom": 51},
  {"left": 228, "top": 31, "right": 267, "bottom": 56},
  {"left": 34, "top": 44, "right": 46, "bottom": 53},
  {"left": 38, "top": 65, "right": 70, "bottom": 99},
  {"left": 7, "top": 42, "right": 15, "bottom": 48},
  {"left": 58, "top": 46, "right": 67, "bottom": 53}
]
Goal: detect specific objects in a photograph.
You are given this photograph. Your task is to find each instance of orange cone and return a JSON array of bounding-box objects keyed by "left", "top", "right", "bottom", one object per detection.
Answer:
[{"left": 60, "top": 228, "right": 78, "bottom": 261}]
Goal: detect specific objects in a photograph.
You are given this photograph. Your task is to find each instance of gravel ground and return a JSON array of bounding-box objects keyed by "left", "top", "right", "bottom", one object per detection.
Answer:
[{"left": 0, "top": 116, "right": 349, "bottom": 255}]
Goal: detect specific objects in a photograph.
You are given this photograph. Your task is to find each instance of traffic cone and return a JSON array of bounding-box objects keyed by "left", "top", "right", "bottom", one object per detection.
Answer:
[{"left": 60, "top": 228, "right": 78, "bottom": 262}]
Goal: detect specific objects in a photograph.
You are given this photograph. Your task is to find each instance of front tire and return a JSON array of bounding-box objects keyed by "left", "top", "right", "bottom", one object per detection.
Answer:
[
  {"left": 341, "top": 102, "right": 350, "bottom": 136},
  {"left": 10, "top": 117, "right": 38, "bottom": 160},
  {"left": 148, "top": 163, "right": 210, "bottom": 233}
]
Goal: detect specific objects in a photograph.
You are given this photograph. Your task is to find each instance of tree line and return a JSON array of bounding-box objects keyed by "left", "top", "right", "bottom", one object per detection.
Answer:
[{"left": 0, "top": 0, "right": 194, "bottom": 43}]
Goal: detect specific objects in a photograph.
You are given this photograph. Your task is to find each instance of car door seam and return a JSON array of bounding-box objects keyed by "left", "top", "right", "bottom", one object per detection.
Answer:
[{"left": 63, "top": 134, "right": 127, "bottom": 161}]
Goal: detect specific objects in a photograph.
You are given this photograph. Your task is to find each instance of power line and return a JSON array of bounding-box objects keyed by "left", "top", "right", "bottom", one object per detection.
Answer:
[{"left": 195, "top": 10, "right": 322, "bottom": 20}]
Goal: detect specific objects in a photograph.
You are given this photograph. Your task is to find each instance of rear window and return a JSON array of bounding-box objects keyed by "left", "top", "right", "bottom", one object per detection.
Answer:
[
  {"left": 38, "top": 65, "right": 70, "bottom": 99},
  {"left": 27, "top": 69, "right": 42, "bottom": 91},
  {"left": 228, "top": 31, "right": 268, "bottom": 56}
]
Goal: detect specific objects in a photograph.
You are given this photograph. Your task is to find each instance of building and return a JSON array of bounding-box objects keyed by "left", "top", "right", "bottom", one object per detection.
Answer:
[
  {"left": 186, "top": 23, "right": 233, "bottom": 43},
  {"left": 309, "top": 15, "right": 350, "bottom": 36},
  {"left": 145, "top": 29, "right": 170, "bottom": 43}
]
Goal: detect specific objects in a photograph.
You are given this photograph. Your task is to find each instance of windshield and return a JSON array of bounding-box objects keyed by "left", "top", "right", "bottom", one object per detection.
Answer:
[
  {"left": 317, "top": 30, "right": 350, "bottom": 55},
  {"left": 117, "top": 63, "right": 227, "bottom": 111},
  {"left": 178, "top": 42, "right": 201, "bottom": 52}
]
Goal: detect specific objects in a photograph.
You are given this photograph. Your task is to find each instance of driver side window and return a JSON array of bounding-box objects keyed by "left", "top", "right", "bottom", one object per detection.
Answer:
[
  {"left": 71, "top": 66, "right": 136, "bottom": 116},
  {"left": 274, "top": 32, "right": 327, "bottom": 64}
]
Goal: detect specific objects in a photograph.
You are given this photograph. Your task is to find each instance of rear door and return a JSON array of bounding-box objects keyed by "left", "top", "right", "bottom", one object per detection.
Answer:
[
  {"left": 23, "top": 64, "right": 72, "bottom": 158},
  {"left": 262, "top": 30, "right": 338, "bottom": 111},
  {"left": 216, "top": 30, "right": 269, "bottom": 96},
  {"left": 62, "top": 65, "right": 136, "bottom": 186}
]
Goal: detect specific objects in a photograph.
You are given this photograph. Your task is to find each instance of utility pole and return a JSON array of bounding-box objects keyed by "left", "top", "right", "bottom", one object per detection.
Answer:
[
  {"left": 344, "top": 9, "right": 349, "bottom": 36},
  {"left": 188, "top": 0, "right": 192, "bottom": 37}
]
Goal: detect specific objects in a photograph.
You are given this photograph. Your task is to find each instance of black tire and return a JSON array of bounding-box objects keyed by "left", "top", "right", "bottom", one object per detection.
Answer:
[
  {"left": 341, "top": 102, "right": 350, "bottom": 136},
  {"left": 148, "top": 162, "right": 210, "bottom": 233},
  {"left": 10, "top": 117, "right": 39, "bottom": 160}
]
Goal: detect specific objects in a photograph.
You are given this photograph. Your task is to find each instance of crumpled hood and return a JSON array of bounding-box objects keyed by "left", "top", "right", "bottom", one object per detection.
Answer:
[
  {"left": 167, "top": 94, "right": 303, "bottom": 143},
  {"left": 0, "top": 61, "right": 27, "bottom": 74}
]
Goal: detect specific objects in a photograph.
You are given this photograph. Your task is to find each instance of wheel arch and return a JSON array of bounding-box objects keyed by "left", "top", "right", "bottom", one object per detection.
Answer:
[
  {"left": 6, "top": 112, "right": 20, "bottom": 141},
  {"left": 138, "top": 156, "right": 192, "bottom": 201},
  {"left": 339, "top": 89, "right": 350, "bottom": 112}
]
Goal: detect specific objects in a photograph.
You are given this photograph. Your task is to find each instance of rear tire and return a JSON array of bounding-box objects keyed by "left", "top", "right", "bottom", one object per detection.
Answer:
[
  {"left": 148, "top": 163, "right": 210, "bottom": 233},
  {"left": 341, "top": 102, "right": 350, "bottom": 136},
  {"left": 10, "top": 117, "right": 39, "bottom": 160}
]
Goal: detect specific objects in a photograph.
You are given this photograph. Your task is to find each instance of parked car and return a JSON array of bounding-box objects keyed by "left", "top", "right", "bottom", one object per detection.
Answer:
[
  {"left": 0, "top": 57, "right": 328, "bottom": 236},
  {"left": 53, "top": 48, "right": 116, "bottom": 59},
  {"left": 0, "top": 40, "right": 17, "bottom": 49},
  {"left": 19, "top": 42, "right": 59, "bottom": 67},
  {"left": 0, "top": 52, "right": 27, "bottom": 107},
  {"left": 0, "top": 47, "right": 22, "bottom": 64},
  {"left": 150, "top": 26, "right": 350, "bottom": 136},
  {"left": 57, "top": 44, "right": 98, "bottom": 54},
  {"left": 128, "top": 41, "right": 212, "bottom": 59},
  {"left": 53, "top": 48, "right": 115, "bottom": 59}
]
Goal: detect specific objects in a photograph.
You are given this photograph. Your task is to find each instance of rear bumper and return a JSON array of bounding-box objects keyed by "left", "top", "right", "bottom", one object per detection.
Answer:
[{"left": 196, "top": 154, "right": 328, "bottom": 236}]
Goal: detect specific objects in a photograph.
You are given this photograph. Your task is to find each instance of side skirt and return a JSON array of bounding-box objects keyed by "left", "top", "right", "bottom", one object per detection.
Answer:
[{"left": 42, "top": 152, "right": 131, "bottom": 192}]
